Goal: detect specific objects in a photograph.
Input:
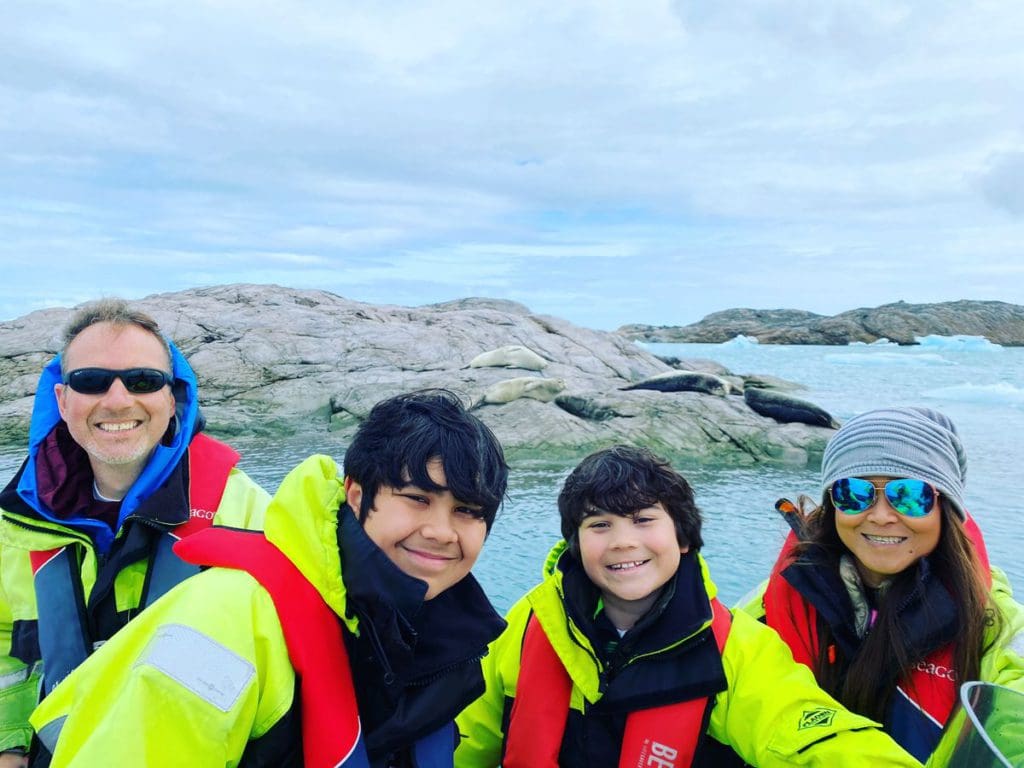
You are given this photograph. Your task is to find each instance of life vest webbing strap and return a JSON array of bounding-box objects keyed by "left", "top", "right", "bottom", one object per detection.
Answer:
[
  {"left": 412, "top": 723, "right": 457, "bottom": 768},
  {"left": 29, "top": 548, "right": 90, "bottom": 695},
  {"left": 504, "top": 599, "right": 732, "bottom": 768},
  {"left": 174, "top": 527, "right": 370, "bottom": 768}
]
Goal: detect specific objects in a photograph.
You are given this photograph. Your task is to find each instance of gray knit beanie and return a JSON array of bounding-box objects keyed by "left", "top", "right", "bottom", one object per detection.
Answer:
[{"left": 821, "top": 406, "right": 968, "bottom": 520}]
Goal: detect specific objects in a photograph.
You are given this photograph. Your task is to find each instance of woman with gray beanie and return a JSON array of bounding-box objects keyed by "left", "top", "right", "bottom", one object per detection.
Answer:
[{"left": 744, "top": 407, "right": 1023, "bottom": 766}]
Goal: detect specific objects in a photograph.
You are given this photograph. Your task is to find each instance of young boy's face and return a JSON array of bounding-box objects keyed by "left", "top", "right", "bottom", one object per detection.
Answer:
[
  {"left": 578, "top": 502, "right": 688, "bottom": 624},
  {"left": 345, "top": 459, "right": 487, "bottom": 599}
]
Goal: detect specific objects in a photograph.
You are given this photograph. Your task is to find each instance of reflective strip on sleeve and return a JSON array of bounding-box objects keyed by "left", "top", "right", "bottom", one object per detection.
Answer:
[
  {"left": 134, "top": 624, "right": 254, "bottom": 712},
  {"left": 0, "top": 666, "right": 33, "bottom": 690}
]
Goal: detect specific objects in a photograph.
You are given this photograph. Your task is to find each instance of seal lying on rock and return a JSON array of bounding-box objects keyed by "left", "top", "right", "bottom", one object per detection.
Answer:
[
  {"left": 473, "top": 376, "right": 567, "bottom": 408},
  {"left": 554, "top": 395, "right": 620, "bottom": 422},
  {"left": 621, "top": 370, "right": 732, "bottom": 397},
  {"left": 744, "top": 387, "right": 840, "bottom": 429},
  {"left": 467, "top": 345, "right": 548, "bottom": 371}
]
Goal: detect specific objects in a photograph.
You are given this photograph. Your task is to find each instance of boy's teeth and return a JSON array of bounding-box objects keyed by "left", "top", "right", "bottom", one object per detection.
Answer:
[{"left": 609, "top": 560, "right": 645, "bottom": 570}]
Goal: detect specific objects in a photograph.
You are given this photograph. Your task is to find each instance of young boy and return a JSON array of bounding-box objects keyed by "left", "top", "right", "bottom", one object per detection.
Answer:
[
  {"left": 454, "top": 445, "right": 924, "bottom": 768},
  {"left": 31, "top": 389, "right": 509, "bottom": 768}
]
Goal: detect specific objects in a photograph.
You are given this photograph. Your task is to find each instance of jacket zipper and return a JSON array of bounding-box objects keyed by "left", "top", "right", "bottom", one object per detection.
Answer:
[
  {"left": 2, "top": 513, "right": 93, "bottom": 549},
  {"left": 358, "top": 612, "right": 398, "bottom": 685}
]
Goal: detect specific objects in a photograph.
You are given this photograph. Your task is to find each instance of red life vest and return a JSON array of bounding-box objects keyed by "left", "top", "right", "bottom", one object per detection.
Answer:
[
  {"left": 763, "top": 515, "right": 992, "bottom": 733},
  {"left": 174, "top": 527, "right": 370, "bottom": 768},
  {"left": 174, "top": 527, "right": 457, "bottom": 768},
  {"left": 504, "top": 598, "right": 732, "bottom": 768},
  {"left": 29, "top": 433, "right": 238, "bottom": 693}
]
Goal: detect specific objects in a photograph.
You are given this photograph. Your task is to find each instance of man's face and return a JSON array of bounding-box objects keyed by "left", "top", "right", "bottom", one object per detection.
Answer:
[
  {"left": 346, "top": 458, "right": 488, "bottom": 599},
  {"left": 55, "top": 322, "right": 175, "bottom": 482}
]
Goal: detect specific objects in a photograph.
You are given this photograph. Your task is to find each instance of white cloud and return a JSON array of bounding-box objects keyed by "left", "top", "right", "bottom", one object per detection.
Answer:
[{"left": 1, "top": 0, "right": 1023, "bottom": 328}]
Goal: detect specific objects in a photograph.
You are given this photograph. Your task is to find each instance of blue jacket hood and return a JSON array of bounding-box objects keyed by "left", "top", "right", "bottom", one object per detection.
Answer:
[{"left": 16, "top": 338, "right": 200, "bottom": 552}]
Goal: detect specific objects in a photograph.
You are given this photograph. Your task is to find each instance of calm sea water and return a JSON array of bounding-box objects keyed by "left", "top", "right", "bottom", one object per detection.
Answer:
[{"left": 2, "top": 338, "right": 1021, "bottom": 613}]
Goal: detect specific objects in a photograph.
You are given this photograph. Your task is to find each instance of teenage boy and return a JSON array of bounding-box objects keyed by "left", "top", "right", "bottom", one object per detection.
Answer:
[
  {"left": 31, "top": 389, "right": 509, "bottom": 768},
  {"left": 455, "top": 445, "right": 924, "bottom": 768},
  {"left": 0, "top": 299, "right": 268, "bottom": 766}
]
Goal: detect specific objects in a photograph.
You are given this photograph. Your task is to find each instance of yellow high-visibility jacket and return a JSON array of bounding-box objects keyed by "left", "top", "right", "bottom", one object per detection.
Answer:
[
  {"left": 30, "top": 455, "right": 502, "bottom": 767},
  {"left": 456, "top": 542, "right": 924, "bottom": 768},
  {"left": 0, "top": 439, "right": 268, "bottom": 754}
]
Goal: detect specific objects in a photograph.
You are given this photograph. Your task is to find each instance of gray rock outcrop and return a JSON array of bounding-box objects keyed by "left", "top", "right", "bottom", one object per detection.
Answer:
[
  {"left": 620, "top": 300, "right": 1024, "bottom": 345},
  {"left": 0, "top": 284, "right": 835, "bottom": 465}
]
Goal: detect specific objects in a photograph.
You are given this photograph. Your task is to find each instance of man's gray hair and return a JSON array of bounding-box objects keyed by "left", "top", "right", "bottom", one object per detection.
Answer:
[{"left": 61, "top": 298, "right": 171, "bottom": 373}]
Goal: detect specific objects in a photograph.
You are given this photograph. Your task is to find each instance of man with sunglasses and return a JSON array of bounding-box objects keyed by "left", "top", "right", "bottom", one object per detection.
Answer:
[
  {"left": 742, "top": 407, "right": 1024, "bottom": 766},
  {"left": 0, "top": 299, "right": 269, "bottom": 766}
]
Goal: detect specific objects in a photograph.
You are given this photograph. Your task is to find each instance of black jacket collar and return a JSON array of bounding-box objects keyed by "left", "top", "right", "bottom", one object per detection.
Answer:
[
  {"left": 336, "top": 506, "right": 505, "bottom": 760},
  {"left": 782, "top": 549, "right": 959, "bottom": 660},
  {"left": 561, "top": 551, "right": 712, "bottom": 660},
  {"left": 337, "top": 507, "right": 505, "bottom": 680}
]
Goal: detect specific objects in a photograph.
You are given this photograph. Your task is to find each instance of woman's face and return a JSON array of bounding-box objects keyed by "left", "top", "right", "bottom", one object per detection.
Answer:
[{"left": 834, "top": 475, "right": 942, "bottom": 587}]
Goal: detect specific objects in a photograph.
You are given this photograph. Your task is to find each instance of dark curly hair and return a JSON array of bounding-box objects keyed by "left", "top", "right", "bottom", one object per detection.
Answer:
[{"left": 558, "top": 445, "right": 702, "bottom": 558}]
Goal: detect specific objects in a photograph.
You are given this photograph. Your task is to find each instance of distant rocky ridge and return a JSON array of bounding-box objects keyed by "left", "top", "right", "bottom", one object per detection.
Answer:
[
  {"left": 618, "top": 301, "right": 1024, "bottom": 345},
  {"left": 0, "top": 284, "right": 837, "bottom": 466}
]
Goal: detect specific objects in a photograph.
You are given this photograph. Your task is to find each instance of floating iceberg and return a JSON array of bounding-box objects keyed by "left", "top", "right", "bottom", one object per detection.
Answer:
[
  {"left": 722, "top": 334, "right": 760, "bottom": 347},
  {"left": 847, "top": 338, "right": 897, "bottom": 347},
  {"left": 915, "top": 334, "right": 1003, "bottom": 351}
]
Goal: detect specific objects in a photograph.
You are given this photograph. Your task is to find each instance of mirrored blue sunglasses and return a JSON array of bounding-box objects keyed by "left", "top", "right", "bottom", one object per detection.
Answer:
[{"left": 829, "top": 477, "right": 936, "bottom": 518}]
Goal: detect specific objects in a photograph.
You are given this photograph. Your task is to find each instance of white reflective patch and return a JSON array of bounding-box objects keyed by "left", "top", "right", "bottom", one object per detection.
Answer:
[
  {"left": 0, "top": 666, "right": 31, "bottom": 689},
  {"left": 135, "top": 624, "right": 254, "bottom": 712},
  {"left": 1010, "top": 629, "right": 1024, "bottom": 659}
]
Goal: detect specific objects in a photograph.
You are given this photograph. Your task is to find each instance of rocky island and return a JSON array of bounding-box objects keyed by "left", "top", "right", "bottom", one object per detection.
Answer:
[
  {"left": 619, "top": 300, "right": 1024, "bottom": 345},
  {"left": 0, "top": 284, "right": 835, "bottom": 465}
]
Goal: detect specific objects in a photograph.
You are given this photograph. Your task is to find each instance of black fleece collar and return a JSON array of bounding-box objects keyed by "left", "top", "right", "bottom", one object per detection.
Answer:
[
  {"left": 336, "top": 505, "right": 505, "bottom": 759},
  {"left": 337, "top": 506, "right": 505, "bottom": 680},
  {"left": 782, "top": 549, "right": 959, "bottom": 661},
  {"left": 559, "top": 551, "right": 726, "bottom": 713},
  {"left": 561, "top": 550, "right": 712, "bottom": 659}
]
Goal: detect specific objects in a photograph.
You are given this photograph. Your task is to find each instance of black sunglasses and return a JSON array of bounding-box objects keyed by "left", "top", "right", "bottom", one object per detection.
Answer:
[{"left": 63, "top": 367, "right": 174, "bottom": 395}]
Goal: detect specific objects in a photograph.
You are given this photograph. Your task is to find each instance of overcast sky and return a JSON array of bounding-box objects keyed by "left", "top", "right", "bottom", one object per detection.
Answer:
[{"left": 2, "top": 1, "right": 1022, "bottom": 330}]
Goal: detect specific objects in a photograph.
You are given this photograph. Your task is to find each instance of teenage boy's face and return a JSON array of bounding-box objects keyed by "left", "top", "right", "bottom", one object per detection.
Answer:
[
  {"left": 345, "top": 459, "right": 487, "bottom": 600},
  {"left": 578, "top": 503, "right": 687, "bottom": 622}
]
